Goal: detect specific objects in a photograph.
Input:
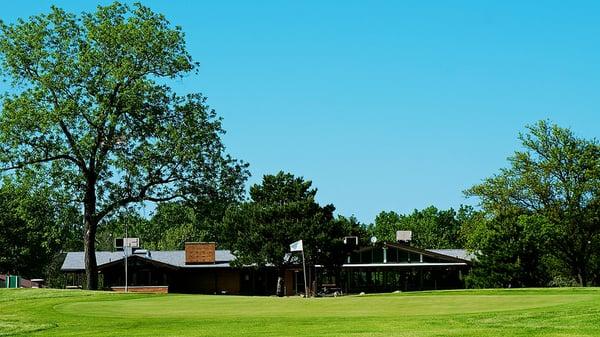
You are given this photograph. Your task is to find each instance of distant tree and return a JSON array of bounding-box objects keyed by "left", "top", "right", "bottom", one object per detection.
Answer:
[
  {"left": 222, "top": 172, "right": 344, "bottom": 296},
  {"left": 368, "top": 210, "right": 402, "bottom": 242},
  {"left": 319, "top": 215, "right": 369, "bottom": 286},
  {"left": 95, "top": 210, "right": 149, "bottom": 251},
  {"left": 369, "top": 205, "right": 472, "bottom": 249},
  {"left": 0, "top": 3, "right": 248, "bottom": 289},
  {"left": 466, "top": 120, "right": 600, "bottom": 286},
  {"left": 96, "top": 195, "right": 244, "bottom": 251},
  {"left": 142, "top": 203, "right": 200, "bottom": 250},
  {"left": 0, "top": 174, "right": 79, "bottom": 279},
  {"left": 327, "top": 215, "right": 370, "bottom": 263},
  {"left": 461, "top": 210, "right": 550, "bottom": 288},
  {"left": 144, "top": 195, "right": 242, "bottom": 250}
]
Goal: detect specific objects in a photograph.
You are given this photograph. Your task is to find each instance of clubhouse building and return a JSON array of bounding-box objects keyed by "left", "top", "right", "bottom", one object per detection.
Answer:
[{"left": 61, "top": 238, "right": 473, "bottom": 295}]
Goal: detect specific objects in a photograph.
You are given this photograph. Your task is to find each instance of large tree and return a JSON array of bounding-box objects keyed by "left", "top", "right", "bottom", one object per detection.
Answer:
[
  {"left": 222, "top": 172, "right": 344, "bottom": 296},
  {"left": 466, "top": 121, "right": 600, "bottom": 286},
  {"left": 0, "top": 3, "right": 248, "bottom": 289}
]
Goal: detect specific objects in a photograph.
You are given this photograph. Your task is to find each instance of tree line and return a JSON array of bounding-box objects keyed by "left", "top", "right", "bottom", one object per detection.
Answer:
[{"left": 1, "top": 3, "right": 599, "bottom": 290}]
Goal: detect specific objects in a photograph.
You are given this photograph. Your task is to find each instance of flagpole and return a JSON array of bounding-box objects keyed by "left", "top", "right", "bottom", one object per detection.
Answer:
[
  {"left": 301, "top": 249, "right": 308, "bottom": 297},
  {"left": 291, "top": 240, "right": 309, "bottom": 298}
]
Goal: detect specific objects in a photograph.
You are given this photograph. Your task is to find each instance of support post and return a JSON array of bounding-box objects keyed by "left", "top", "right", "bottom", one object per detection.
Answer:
[{"left": 383, "top": 246, "right": 388, "bottom": 264}]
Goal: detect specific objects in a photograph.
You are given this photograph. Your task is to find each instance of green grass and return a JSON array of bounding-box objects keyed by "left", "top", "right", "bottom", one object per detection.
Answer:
[{"left": 2, "top": 288, "right": 600, "bottom": 336}]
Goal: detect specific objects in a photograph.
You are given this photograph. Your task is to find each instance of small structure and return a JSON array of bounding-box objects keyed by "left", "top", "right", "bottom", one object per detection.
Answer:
[
  {"left": 3, "top": 275, "right": 19, "bottom": 288},
  {"left": 0, "top": 274, "right": 44, "bottom": 288}
]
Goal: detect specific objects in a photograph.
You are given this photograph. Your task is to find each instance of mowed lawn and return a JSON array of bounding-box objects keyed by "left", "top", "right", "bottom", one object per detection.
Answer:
[{"left": 1, "top": 288, "right": 600, "bottom": 337}]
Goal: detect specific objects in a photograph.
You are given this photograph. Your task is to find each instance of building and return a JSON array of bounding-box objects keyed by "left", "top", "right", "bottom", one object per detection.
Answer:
[
  {"left": 61, "top": 242, "right": 292, "bottom": 295},
  {"left": 61, "top": 241, "right": 472, "bottom": 295},
  {"left": 325, "top": 242, "right": 473, "bottom": 293}
]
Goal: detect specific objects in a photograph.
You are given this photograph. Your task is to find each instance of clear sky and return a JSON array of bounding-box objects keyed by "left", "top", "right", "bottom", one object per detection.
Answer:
[{"left": 3, "top": 1, "right": 600, "bottom": 223}]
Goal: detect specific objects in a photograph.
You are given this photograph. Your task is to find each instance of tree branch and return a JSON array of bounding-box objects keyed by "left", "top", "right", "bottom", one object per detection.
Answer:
[
  {"left": 58, "top": 120, "right": 88, "bottom": 174},
  {"left": 1, "top": 154, "right": 80, "bottom": 171},
  {"left": 93, "top": 174, "right": 181, "bottom": 222}
]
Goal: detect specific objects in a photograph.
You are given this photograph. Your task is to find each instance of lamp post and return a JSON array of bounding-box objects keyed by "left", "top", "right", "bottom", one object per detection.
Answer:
[{"left": 124, "top": 221, "right": 128, "bottom": 293}]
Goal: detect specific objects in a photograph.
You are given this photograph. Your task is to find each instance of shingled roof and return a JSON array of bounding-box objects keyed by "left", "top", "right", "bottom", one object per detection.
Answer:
[
  {"left": 426, "top": 249, "right": 475, "bottom": 262},
  {"left": 61, "top": 250, "right": 236, "bottom": 271}
]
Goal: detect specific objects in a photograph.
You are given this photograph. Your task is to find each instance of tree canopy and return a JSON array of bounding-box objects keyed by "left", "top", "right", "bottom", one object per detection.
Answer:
[
  {"left": 0, "top": 173, "right": 79, "bottom": 279},
  {"left": 0, "top": 3, "right": 248, "bottom": 289},
  {"left": 466, "top": 120, "right": 600, "bottom": 286},
  {"left": 368, "top": 205, "right": 473, "bottom": 249},
  {"left": 222, "top": 171, "right": 350, "bottom": 296}
]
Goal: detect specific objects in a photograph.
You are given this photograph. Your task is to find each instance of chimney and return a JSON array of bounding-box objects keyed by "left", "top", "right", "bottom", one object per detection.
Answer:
[{"left": 185, "top": 242, "right": 216, "bottom": 264}]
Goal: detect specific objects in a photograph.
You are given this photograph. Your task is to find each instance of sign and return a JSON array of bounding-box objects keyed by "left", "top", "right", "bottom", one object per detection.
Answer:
[
  {"left": 396, "top": 231, "right": 412, "bottom": 242},
  {"left": 115, "top": 237, "right": 140, "bottom": 249},
  {"left": 124, "top": 237, "right": 140, "bottom": 248}
]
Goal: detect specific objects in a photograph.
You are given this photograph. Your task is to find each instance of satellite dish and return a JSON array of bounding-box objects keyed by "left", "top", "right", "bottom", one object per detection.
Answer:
[{"left": 370, "top": 236, "right": 378, "bottom": 244}]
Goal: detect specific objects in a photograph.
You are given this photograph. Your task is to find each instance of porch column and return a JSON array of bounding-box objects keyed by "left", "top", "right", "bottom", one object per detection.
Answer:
[{"left": 383, "top": 246, "right": 388, "bottom": 264}]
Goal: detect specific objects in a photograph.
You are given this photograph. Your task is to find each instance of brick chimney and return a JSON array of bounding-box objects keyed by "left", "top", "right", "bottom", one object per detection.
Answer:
[{"left": 185, "top": 242, "right": 216, "bottom": 264}]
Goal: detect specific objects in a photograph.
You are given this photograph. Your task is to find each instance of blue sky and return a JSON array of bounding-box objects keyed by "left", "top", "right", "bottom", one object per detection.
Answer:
[{"left": 3, "top": 1, "right": 600, "bottom": 223}]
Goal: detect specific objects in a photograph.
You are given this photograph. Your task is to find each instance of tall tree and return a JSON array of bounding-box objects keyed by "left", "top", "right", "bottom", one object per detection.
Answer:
[
  {"left": 0, "top": 3, "right": 248, "bottom": 289},
  {"left": 222, "top": 172, "right": 342, "bottom": 296},
  {"left": 466, "top": 120, "right": 600, "bottom": 286}
]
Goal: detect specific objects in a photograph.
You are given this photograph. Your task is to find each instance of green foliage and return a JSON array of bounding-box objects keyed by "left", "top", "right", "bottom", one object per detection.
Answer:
[
  {"left": 145, "top": 197, "right": 240, "bottom": 250},
  {"left": 0, "top": 2, "right": 248, "bottom": 289},
  {"left": 94, "top": 211, "right": 149, "bottom": 251},
  {"left": 463, "top": 212, "right": 550, "bottom": 288},
  {"left": 0, "top": 2, "right": 248, "bottom": 212},
  {"left": 95, "top": 202, "right": 223, "bottom": 251},
  {"left": 466, "top": 120, "right": 600, "bottom": 286},
  {"left": 0, "top": 174, "right": 79, "bottom": 279},
  {"left": 142, "top": 203, "right": 201, "bottom": 250},
  {"left": 369, "top": 205, "right": 475, "bottom": 249},
  {"left": 223, "top": 172, "right": 344, "bottom": 270}
]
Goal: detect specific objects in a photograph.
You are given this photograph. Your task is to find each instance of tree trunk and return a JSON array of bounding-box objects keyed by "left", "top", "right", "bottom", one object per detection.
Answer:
[
  {"left": 276, "top": 268, "right": 285, "bottom": 297},
  {"left": 84, "top": 217, "right": 98, "bottom": 290},
  {"left": 577, "top": 265, "right": 588, "bottom": 287},
  {"left": 84, "top": 179, "right": 98, "bottom": 290}
]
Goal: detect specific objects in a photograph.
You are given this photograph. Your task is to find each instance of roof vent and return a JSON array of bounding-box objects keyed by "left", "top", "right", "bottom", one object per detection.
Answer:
[
  {"left": 343, "top": 236, "right": 358, "bottom": 247},
  {"left": 396, "top": 231, "right": 412, "bottom": 243},
  {"left": 133, "top": 249, "right": 152, "bottom": 259}
]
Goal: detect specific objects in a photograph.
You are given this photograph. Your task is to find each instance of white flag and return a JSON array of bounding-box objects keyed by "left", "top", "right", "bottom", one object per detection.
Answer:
[{"left": 290, "top": 240, "right": 303, "bottom": 252}]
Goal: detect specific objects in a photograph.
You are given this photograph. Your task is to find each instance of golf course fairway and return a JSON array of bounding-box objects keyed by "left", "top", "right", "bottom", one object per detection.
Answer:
[{"left": 1, "top": 288, "right": 599, "bottom": 336}]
